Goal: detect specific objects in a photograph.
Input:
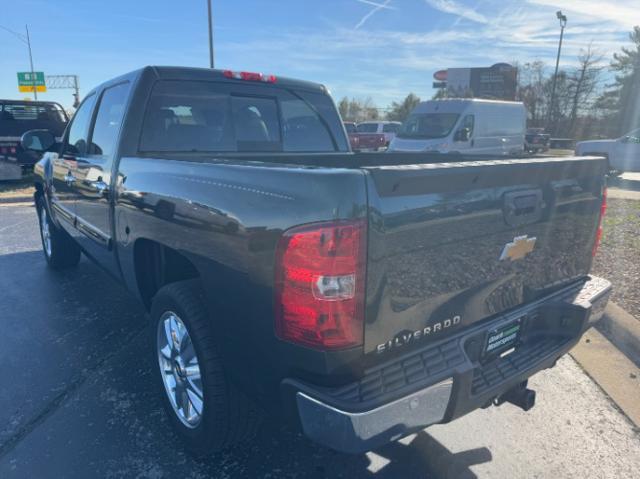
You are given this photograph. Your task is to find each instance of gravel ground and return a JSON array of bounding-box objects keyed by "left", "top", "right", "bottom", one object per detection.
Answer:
[{"left": 592, "top": 198, "right": 640, "bottom": 319}]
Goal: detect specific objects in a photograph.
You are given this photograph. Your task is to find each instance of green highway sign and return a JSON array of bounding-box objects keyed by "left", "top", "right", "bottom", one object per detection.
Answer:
[
  {"left": 17, "top": 71, "right": 45, "bottom": 86},
  {"left": 17, "top": 71, "right": 46, "bottom": 92}
]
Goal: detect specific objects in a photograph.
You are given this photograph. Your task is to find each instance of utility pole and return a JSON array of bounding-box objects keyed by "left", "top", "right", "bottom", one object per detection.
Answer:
[
  {"left": 25, "top": 25, "right": 37, "bottom": 100},
  {"left": 207, "top": 0, "right": 214, "bottom": 68},
  {"left": 72, "top": 75, "right": 80, "bottom": 108},
  {"left": 548, "top": 10, "right": 567, "bottom": 134}
]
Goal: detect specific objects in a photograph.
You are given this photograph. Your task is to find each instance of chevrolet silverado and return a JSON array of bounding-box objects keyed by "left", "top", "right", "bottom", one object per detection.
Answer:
[{"left": 26, "top": 66, "right": 611, "bottom": 455}]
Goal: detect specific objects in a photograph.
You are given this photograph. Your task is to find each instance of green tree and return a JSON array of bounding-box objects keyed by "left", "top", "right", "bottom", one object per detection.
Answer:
[
  {"left": 386, "top": 93, "right": 421, "bottom": 122},
  {"left": 338, "top": 97, "right": 379, "bottom": 122},
  {"left": 596, "top": 26, "right": 640, "bottom": 136}
]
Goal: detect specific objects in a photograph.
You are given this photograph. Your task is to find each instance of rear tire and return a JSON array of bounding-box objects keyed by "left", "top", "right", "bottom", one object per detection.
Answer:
[
  {"left": 151, "top": 280, "right": 261, "bottom": 456},
  {"left": 36, "top": 196, "right": 81, "bottom": 270}
]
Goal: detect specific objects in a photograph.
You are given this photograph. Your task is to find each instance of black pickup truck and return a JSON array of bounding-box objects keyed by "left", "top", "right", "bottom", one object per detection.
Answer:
[
  {"left": 0, "top": 100, "right": 68, "bottom": 180},
  {"left": 26, "top": 66, "right": 611, "bottom": 455}
]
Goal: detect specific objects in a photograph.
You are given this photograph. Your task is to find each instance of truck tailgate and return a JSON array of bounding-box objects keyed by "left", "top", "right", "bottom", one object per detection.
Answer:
[{"left": 363, "top": 156, "right": 606, "bottom": 355}]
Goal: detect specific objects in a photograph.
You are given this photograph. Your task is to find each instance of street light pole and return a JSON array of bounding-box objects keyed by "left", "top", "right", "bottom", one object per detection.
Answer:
[
  {"left": 25, "top": 25, "right": 37, "bottom": 100},
  {"left": 207, "top": 0, "right": 214, "bottom": 68},
  {"left": 548, "top": 10, "right": 567, "bottom": 133}
]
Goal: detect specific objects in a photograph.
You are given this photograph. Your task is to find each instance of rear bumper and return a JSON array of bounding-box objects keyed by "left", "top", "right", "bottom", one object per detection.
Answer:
[{"left": 285, "top": 275, "right": 611, "bottom": 454}]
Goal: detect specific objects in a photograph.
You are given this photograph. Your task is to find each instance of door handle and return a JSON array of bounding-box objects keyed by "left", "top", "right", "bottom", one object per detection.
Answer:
[
  {"left": 64, "top": 172, "right": 76, "bottom": 186},
  {"left": 90, "top": 180, "right": 109, "bottom": 196}
]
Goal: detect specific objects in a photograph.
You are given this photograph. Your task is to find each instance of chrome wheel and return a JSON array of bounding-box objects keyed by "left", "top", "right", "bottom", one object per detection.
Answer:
[
  {"left": 157, "top": 311, "right": 204, "bottom": 428},
  {"left": 39, "top": 205, "right": 52, "bottom": 258}
]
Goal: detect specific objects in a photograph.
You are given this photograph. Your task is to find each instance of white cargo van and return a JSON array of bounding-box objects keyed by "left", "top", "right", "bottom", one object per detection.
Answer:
[{"left": 388, "top": 99, "right": 526, "bottom": 155}]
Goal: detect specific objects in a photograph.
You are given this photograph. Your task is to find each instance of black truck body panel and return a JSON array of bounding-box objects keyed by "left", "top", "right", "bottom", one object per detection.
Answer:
[{"left": 31, "top": 66, "right": 610, "bottom": 453}]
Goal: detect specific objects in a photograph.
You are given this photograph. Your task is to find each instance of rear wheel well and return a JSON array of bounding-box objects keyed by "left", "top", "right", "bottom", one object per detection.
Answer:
[{"left": 134, "top": 239, "right": 200, "bottom": 309}]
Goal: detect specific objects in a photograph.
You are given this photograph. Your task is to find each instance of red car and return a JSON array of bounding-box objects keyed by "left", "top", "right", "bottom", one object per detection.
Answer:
[{"left": 344, "top": 122, "right": 386, "bottom": 152}]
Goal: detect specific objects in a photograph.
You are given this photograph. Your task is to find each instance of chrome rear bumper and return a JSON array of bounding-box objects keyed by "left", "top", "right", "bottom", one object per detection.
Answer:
[
  {"left": 288, "top": 275, "right": 611, "bottom": 454},
  {"left": 296, "top": 378, "right": 452, "bottom": 454}
]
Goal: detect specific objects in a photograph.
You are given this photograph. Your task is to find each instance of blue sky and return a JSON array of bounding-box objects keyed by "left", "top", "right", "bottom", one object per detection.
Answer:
[{"left": 1, "top": 0, "right": 638, "bottom": 110}]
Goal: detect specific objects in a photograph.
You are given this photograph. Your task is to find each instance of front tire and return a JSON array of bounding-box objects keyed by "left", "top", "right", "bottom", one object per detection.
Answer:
[
  {"left": 36, "top": 196, "right": 81, "bottom": 270},
  {"left": 151, "top": 280, "right": 260, "bottom": 455}
]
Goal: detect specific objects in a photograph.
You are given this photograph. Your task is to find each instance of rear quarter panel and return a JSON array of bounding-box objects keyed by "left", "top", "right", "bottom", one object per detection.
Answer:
[{"left": 114, "top": 156, "right": 368, "bottom": 401}]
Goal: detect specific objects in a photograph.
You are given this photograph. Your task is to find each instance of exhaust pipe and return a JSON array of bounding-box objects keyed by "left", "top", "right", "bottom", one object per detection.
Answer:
[{"left": 495, "top": 381, "right": 536, "bottom": 412}]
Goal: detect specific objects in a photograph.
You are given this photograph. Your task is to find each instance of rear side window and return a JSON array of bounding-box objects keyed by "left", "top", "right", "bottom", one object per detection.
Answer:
[
  {"left": 356, "top": 123, "right": 378, "bottom": 133},
  {"left": 280, "top": 97, "right": 333, "bottom": 151},
  {"left": 64, "top": 94, "right": 96, "bottom": 156},
  {"left": 139, "top": 80, "right": 346, "bottom": 153}
]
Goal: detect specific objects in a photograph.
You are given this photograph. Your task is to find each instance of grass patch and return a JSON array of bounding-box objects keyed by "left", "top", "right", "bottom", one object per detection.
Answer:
[{"left": 0, "top": 174, "right": 35, "bottom": 198}]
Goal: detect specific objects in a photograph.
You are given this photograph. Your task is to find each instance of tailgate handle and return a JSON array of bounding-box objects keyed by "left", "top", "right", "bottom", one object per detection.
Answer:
[{"left": 503, "top": 190, "right": 544, "bottom": 226}]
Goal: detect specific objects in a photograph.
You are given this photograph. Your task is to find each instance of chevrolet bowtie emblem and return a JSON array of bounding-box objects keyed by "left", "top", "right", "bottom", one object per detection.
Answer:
[{"left": 500, "top": 235, "right": 537, "bottom": 261}]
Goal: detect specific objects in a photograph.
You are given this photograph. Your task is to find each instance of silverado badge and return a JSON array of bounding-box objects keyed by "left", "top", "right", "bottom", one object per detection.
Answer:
[{"left": 500, "top": 235, "right": 537, "bottom": 261}]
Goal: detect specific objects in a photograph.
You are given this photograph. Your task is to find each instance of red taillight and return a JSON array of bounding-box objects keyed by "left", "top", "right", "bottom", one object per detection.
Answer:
[
  {"left": 222, "top": 70, "right": 277, "bottom": 83},
  {"left": 592, "top": 187, "right": 607, "bottom": 257},
  {"left": 274, "top": 219, "right": 367, "bottom": 350}
]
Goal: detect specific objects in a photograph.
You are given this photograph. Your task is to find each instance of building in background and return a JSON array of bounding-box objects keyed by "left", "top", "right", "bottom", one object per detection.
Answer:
[{"left": 433, "top": 63, "right": 518, "bottom": 101}]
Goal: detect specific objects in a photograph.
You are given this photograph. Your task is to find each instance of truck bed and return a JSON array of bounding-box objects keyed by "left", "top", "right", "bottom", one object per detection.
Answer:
[{"left": 117, "top": 152, "right": 606, "bottom": 366}]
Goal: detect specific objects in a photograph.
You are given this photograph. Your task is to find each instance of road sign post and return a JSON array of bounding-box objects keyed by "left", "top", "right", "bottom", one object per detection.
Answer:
[{"left": 17, "top": 71, "right": 46, "bottom": 95}]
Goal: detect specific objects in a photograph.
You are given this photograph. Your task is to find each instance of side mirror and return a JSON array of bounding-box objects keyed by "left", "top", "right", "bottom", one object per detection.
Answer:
[
  {"left": 454, "top": 127, "right": 471, "bottom": 142},
  {"left": 20, "top": 129, "right": 55, "bottom": 152},
  {"left": 620, "top": 136, "right": 630, "bottom": 144}
]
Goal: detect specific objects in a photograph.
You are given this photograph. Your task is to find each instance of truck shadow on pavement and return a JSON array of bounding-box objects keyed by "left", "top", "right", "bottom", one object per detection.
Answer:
[{"left": 0, "top": 249, "right": 492, "bottom": 478}]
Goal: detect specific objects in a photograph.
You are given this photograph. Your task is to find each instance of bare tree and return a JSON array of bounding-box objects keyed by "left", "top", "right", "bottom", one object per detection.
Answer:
[
  {"left": 567, "top": 44, "right": 603, "bottom": 135},
  {"left": 517, "top": 61, "right": 547, "bottom": 127}
]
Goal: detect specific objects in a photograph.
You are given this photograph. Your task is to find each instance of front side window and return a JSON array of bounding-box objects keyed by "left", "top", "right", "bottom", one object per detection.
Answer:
[
  {"left": 89, "top": 82, "right": 131, "bottom": 158},
  {"left": 64, "top": 94, "right": 96, "bottom": 156},
  {"left": 382, "top": 123, "right": 400, "bottom": 133},
  {"left": 460, "top": 115, "right": 474, "bottom": 136},
  {"left": 397, "top": 113, "right": 460, "bottom": 139}
]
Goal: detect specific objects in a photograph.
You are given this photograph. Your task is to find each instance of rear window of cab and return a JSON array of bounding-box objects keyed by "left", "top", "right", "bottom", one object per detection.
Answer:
[{"left": 139, "top": 80, "right": 348, "bottom": 153}]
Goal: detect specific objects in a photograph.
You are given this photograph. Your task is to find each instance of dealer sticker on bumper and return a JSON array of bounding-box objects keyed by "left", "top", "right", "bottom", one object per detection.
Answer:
[{"left": 485, "top": 319, "right": 522, "bottom": 355}]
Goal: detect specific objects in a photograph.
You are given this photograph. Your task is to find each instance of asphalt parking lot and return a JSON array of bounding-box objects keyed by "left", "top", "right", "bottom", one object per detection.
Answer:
[{"left": 0, "top": 204, "right": 639, "bottom": 478}]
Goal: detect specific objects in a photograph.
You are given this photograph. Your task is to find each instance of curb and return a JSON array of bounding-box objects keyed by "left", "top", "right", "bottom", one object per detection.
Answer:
[
  {"left": 571, "top": 328, "right": 640, "bottom": 427},
  {"left": 0, "top": 195, "right": 33, "bottom": 205},
  {"left": 596, "top": 302, "right": 640, "bottom": 367}
]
